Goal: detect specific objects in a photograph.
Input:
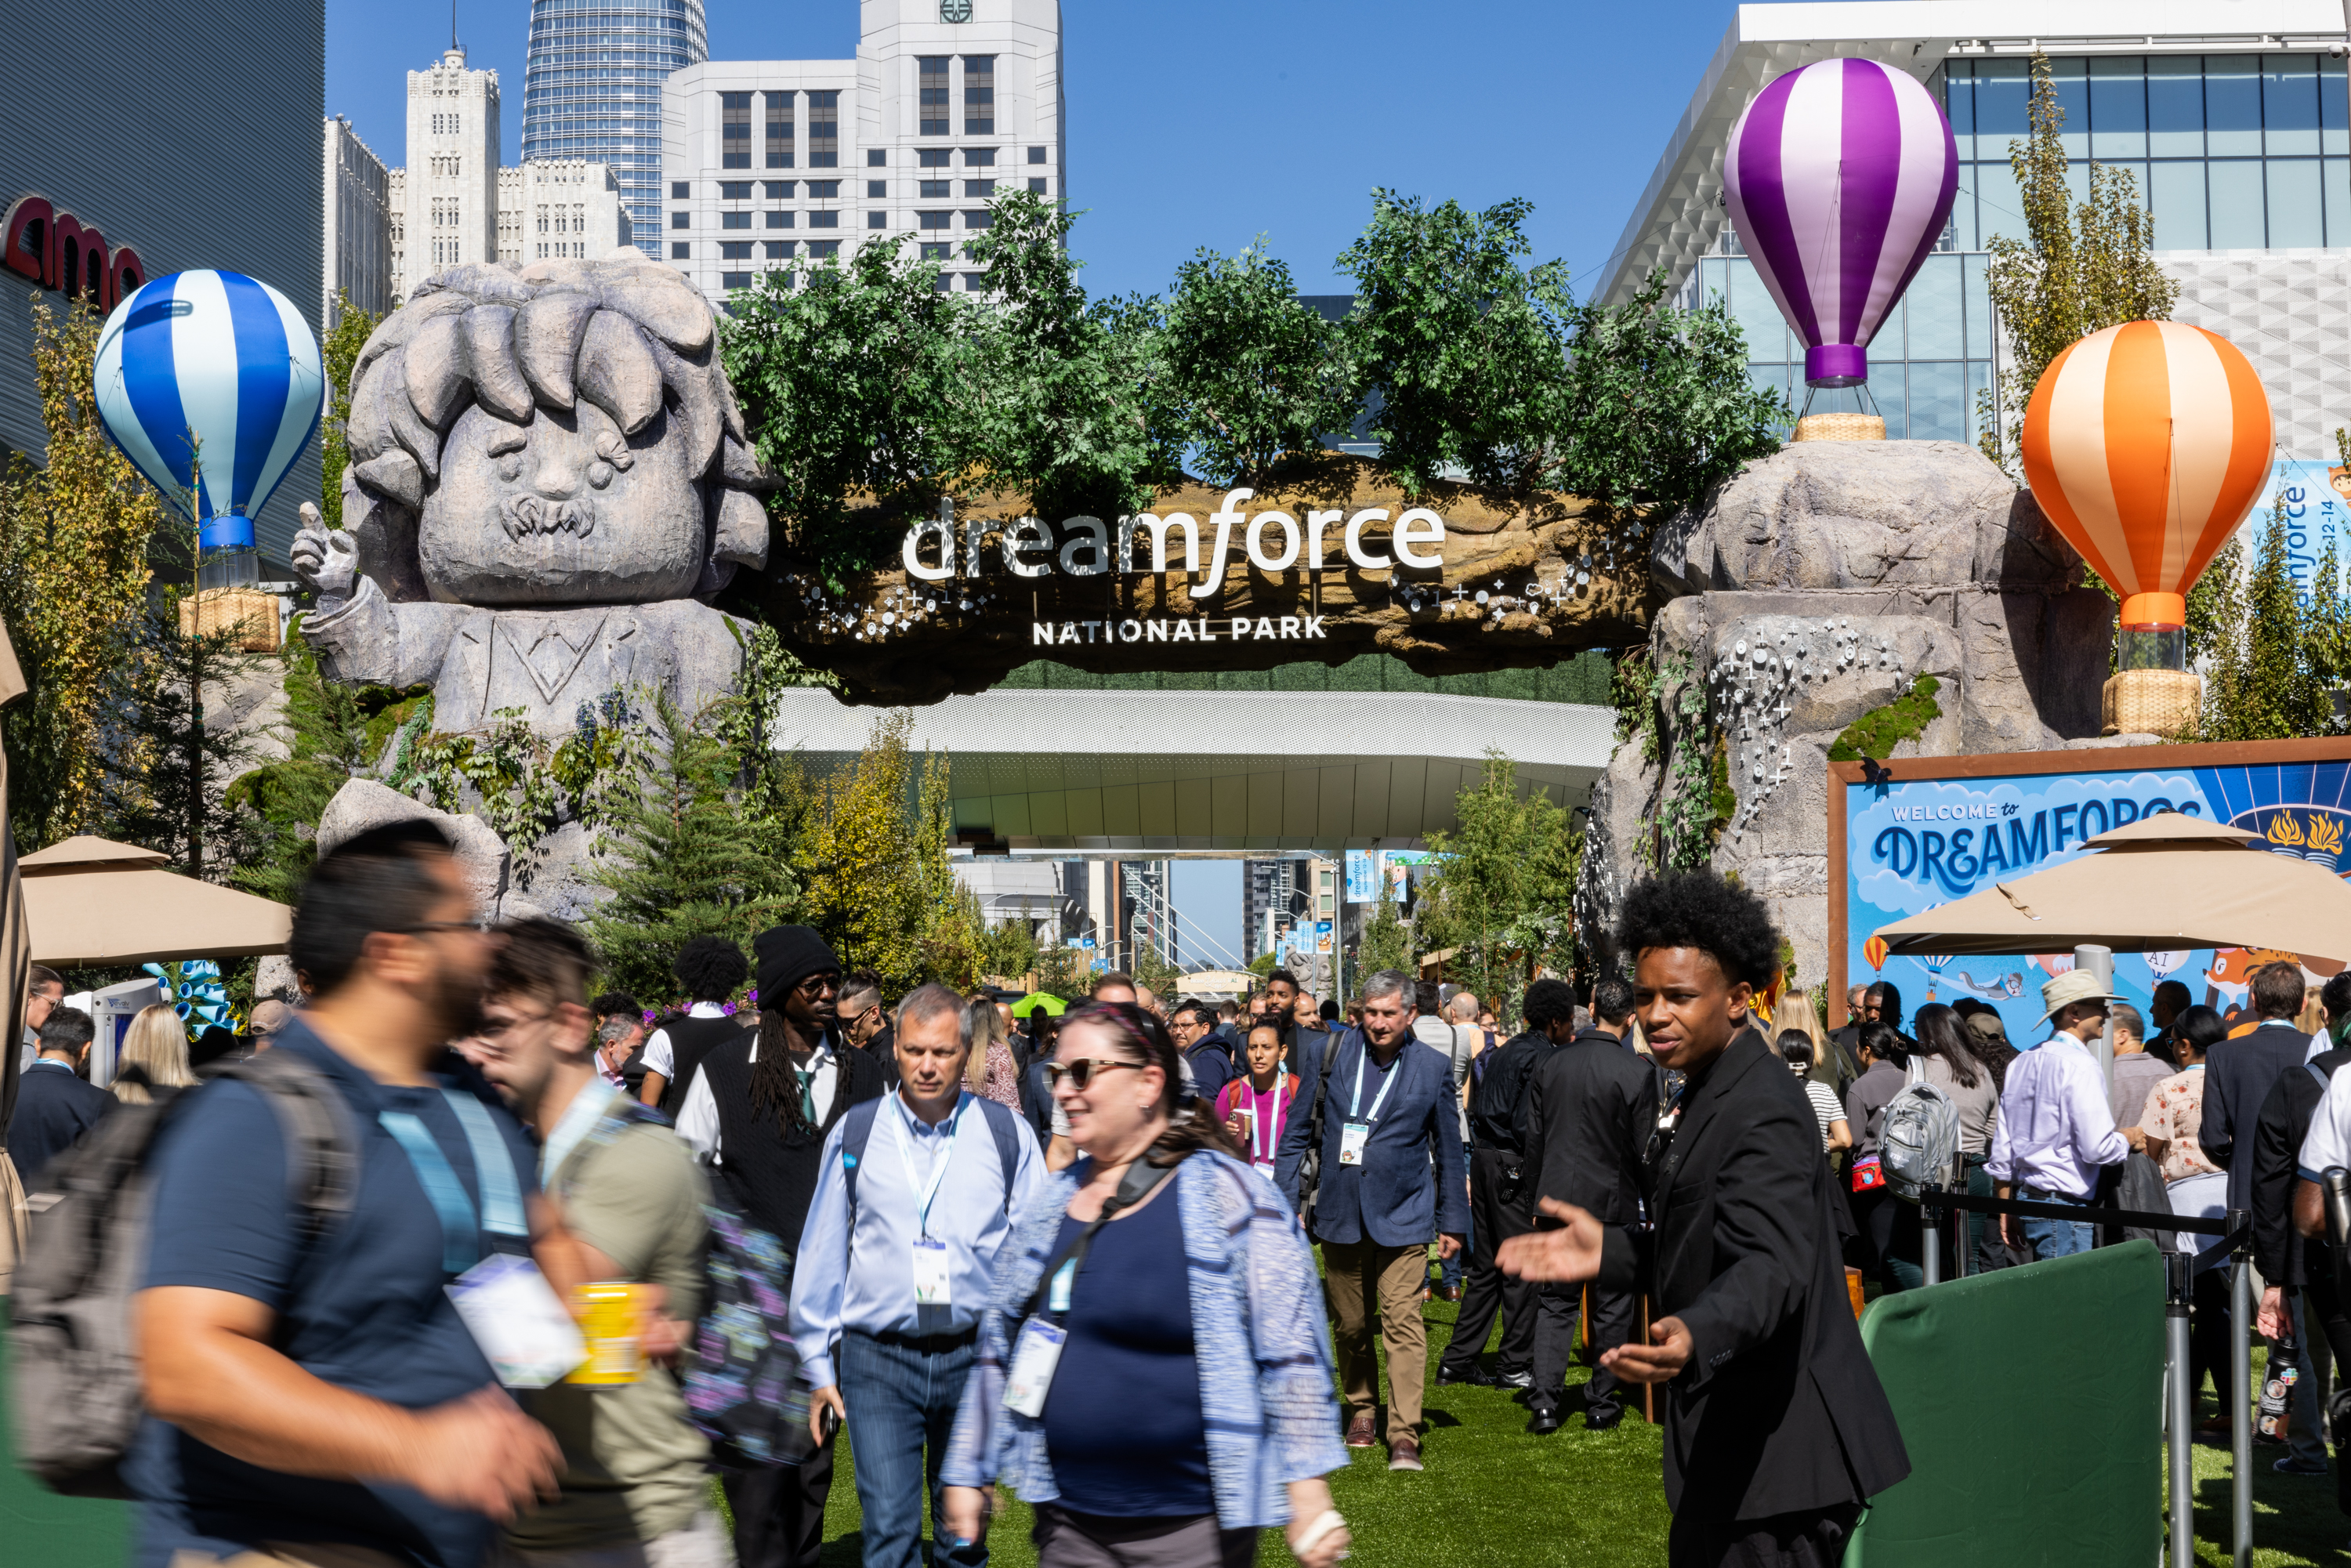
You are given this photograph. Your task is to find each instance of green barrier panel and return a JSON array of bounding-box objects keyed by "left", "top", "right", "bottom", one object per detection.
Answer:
[
  {"left": 1848, "top": 1238, "right": 2164, "bottom": 1567},
  {"left": 0, "top": 1299, "right": 129, "bottom": 1566}
]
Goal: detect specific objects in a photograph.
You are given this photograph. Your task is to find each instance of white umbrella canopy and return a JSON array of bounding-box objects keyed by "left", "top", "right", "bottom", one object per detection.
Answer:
[
  {"left": 1872, "top": 811, "right": 2351, "bottom": 962},
  {"left": 20, "top": 835, "right": 292, "bottom": 967}
]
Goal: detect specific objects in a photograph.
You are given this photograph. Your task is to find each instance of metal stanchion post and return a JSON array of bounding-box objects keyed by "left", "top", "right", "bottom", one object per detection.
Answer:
[
  {"left": 1920, "top": 1186, "right": 1941, "bottom": 1287},
  {"left": 2230, "top": 1208, "right": 2253, "bottom": 1568},
  {"left": 2168, "top": 1249, "right": 2193, "bottom": 1568}
]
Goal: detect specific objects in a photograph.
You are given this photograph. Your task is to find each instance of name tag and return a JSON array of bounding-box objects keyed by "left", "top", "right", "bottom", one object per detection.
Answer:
[
  {"left": 1004, "top": 1318, "right": 1067, "bottom": 1417},
  {"left": 446, "top": 1253, "right": 587, "bottom": 1389},
  {"left": 912, "top": 1237, "right": 953, "bottom": 1305},
  {"left": 1339, "top": 1121, "right": 1371, "bottom": 1166}
]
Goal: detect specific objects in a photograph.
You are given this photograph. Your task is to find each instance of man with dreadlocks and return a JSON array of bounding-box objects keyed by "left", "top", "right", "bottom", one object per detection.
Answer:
[{"left": 676, "top": 925, "right": 886, "bottom": 1568}]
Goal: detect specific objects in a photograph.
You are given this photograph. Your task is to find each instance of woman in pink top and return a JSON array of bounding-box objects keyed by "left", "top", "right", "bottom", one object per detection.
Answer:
[{"left": 1216, "top": 1022, "right": 1298, "bottom": 1175}]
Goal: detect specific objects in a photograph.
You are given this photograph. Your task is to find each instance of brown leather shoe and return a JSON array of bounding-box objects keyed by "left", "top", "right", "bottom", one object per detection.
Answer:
[
  {"left": 1388, "top": 1432, "right": 1424, "bottom": 1471},
  {"left": 1345, "top": 1412, "right": 1378, "bottom": 1448}
]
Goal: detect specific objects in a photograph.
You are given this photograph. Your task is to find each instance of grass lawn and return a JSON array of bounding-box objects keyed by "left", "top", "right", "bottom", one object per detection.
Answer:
[{"left": 797, "top": 1301, "right": 2351, "bottom": 1568}]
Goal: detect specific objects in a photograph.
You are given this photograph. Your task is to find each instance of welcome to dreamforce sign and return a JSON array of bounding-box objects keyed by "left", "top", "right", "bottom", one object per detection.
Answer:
[{"left": 1830, "top": 737, "right": 2351, "bottom": 1041}]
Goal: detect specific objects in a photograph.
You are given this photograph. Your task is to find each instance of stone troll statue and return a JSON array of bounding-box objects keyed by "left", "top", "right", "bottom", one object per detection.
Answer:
[{"left": 291, "top": 249, "right": 772, "bottom": 733}]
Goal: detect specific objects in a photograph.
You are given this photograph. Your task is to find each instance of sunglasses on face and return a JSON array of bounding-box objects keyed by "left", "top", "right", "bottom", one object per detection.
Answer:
[{"left": 1043, "top": 1056, "right": 1143, "bottom": 1092}]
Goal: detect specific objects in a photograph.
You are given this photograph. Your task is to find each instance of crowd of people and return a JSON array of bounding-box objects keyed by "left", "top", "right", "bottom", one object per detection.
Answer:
[{"left": 41, "top": 825, "right": 2347, "bottom": 1565}]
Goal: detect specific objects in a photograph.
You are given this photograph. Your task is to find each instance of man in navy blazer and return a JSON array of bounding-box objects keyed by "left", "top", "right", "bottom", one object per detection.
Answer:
[
  {"left": 8, "top": 1005, "right": 113, "bottom": 1186},
  {"left": 1275, "top": 968, "right": 1468, "bottom": 1472}
]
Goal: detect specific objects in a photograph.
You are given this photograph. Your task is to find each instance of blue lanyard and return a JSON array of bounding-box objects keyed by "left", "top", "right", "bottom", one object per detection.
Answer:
[{"left": 379, "top": 1089, "right": 527, "bottom": 1276}]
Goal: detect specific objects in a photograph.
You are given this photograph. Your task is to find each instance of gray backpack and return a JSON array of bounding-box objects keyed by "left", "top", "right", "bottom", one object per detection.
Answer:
[
  {"left": 9, "top": 1049, "right": 357, "bottom": 1497},
  {"left": 1879, "top": 1059, "right": 1961, "bottom": 1202}
]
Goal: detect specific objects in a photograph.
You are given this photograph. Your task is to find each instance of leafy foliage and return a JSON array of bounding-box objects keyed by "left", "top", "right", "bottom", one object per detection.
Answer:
[
  {"left": 1353, "top": 870, "right": 1415, "bottom": 982},
  {"left": 583, "top": 691, "right": 801, "bottom": 1000},
  {"left": 1161, "top": 241, "right": 1357, "bottom": 487},
  {"left": 1978, "top": 49, "right": 2178, "bottom": 480},
  {"left": 318, "top": 292, "right": 380, "bottom": 526},
  {"left": 2195, "top": 497, "right": 2346, "bottom": 742},
  {"left": 799, "top": 710, "right": 929, "bottom": 991},
  {"left": 0, "top": 293, "right": 165, "bottom": 849},
  {"left": 1412, "top": 753, "right": 1580, "bottom": 1014},
  {"left": 1828, "top": 674, "right": 1946, "bottom": 762}
]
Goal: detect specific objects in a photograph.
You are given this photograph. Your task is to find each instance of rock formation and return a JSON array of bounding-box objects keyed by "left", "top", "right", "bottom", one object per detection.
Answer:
[{"left": 1578, "top": 440, "right": 2114, "bottom": 990}]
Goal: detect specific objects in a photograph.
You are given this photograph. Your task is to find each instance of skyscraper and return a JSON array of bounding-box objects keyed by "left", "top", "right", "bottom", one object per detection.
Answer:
[{"left": 521, "top": 0, "right": 709, "bottom": 251}]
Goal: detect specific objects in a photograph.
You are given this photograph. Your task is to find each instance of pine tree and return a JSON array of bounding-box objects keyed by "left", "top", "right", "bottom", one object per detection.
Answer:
[
  {"left": 96, "top": 593, "right": 261, "bottom": 880},
  {"left": 584, "top": 693, "right": 799, "bottom": 1001}
]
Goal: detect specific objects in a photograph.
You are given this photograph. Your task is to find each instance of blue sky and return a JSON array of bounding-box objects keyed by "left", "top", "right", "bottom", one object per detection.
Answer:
[
  {"left": 328, "top": 0, "right": 1742, "bottom": 965},
  {"left": 329, "top": 0, "right": 1741, "bottom": 299}
]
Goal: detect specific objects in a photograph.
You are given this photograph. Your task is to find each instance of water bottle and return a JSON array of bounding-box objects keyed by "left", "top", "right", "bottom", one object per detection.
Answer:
[{"left": 2258, "top": 1329, "right": 2299, "bottom": 1443}]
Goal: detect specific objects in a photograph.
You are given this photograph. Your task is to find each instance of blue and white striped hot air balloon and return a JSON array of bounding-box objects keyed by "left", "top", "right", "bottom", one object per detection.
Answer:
[{"left": 92, "top": 270, "right": 324, "bottom": 586}]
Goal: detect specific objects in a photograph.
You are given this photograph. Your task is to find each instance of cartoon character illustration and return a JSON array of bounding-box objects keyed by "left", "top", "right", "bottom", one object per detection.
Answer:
[
  {"left": 2145, "top": 951, "right": 2190, "bottom": 980},
  {"left": 2331, "top": 465, "right": 2351, "bottom": 504},
  {"left": 2204, "top": 947, "right": 2301, "bottom": 1012},
  {"left": 2033, "top": 954, "right": 2076, "bottom": 978},
  {"left": 1945, "top": 969, "right": 2024, "bottom": 1002}
]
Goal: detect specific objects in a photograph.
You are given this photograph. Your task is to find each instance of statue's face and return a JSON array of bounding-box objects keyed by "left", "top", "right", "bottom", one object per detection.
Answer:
[{"left": 417, "top": 400, "right": 705, "bottom": 606}]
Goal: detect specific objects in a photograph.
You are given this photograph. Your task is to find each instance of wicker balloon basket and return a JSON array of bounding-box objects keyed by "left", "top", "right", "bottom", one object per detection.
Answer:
[
  {"left": 178, "top": 586, "right": 283, "bottom": 653},
  {"left": 2102, "top": 668, "right": 2202, "bottom": 737},
  {"left": 1793, "top": 413, "right": 1886, "bottom": 442}
]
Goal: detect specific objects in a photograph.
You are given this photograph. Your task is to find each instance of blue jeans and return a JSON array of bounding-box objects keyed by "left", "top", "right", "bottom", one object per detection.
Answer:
[
  {"left": 839, "top": 1329, "right": 984, "bottom": 1568},
  {"left": 2019, "top": 1186, "right": 2095, "bottom": 1259}
]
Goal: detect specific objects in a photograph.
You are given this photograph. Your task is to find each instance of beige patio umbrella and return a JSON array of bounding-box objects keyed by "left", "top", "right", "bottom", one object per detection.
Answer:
[
  {"left": 20, "top": 836, "right": 292, "bottom": 968},
  {"left": 1873, "top": 811, "right": 2351, "bottom": 962}
]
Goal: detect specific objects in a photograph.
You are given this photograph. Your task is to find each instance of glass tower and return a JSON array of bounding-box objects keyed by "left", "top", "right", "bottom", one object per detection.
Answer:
[{"left": 520, "top": 0, "right": 708, "bottom": 251}]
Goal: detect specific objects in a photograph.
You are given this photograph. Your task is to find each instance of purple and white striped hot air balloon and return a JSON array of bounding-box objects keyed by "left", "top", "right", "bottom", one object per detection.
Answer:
[{"left": 1722, "top": 57, "right": 1958, "bottom": 389}]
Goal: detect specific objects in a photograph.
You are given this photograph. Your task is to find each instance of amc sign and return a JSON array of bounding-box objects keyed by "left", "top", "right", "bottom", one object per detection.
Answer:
[{"left": 4, "top": 196, "right": 146, "bottom": 310}]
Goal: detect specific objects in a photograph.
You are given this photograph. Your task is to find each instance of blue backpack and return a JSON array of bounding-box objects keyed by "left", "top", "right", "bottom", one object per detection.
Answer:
[{"left": 839, "top": 1092, "right": 1026, "bottom": 1222}]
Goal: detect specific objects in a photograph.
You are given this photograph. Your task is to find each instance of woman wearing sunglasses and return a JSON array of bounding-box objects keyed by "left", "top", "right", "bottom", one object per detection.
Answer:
[{"left": 942, "top": 1001, "right": 1353, "bottom": 1568}]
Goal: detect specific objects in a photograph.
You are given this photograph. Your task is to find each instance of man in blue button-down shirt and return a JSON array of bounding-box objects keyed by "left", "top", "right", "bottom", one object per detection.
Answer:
[
  {"left": 792, "top": 983, "right": 1044, "bottom": 1568},
  {"left": 1274, "top": 968, "right": 1469, "bottom": 1472}
]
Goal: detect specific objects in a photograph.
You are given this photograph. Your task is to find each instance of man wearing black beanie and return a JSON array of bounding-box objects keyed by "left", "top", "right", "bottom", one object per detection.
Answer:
[{"left": 675, "top": 925, "right": 887, "bottom": 1568}]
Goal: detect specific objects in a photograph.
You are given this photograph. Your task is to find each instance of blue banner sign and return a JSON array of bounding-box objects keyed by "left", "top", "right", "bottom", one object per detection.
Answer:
[{"left": 1842, "top": 748, "right": 2351, "bottom": 1045}]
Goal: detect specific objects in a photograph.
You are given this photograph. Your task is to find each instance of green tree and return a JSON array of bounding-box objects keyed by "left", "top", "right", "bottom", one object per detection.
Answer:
[
  {"left": 962, "top": 189, "right": 1172, "bottom": 520},
  {"left": 1161, "top": 241, "right": 1355, "bottom": 487},
  {"left": 318, "top": 292, "right": 380, "bottom": 526},
  {"left": 1353, "top": 872, "right": 1415, "bottom": 979},
  {"left": 802, "top": 711, "right": 928, "bottom": 990},
  {"left": 977, "top": 912, "right": 1040, "bottom": 986},
  {"left": 584, "top": 692, "right": 800, "bottom": 1000},
  {"left": 1412, "top": 754, "right": 1580, "bottom": 1012},
  {"left": 1335, "top": 191, "right": 1579, "bottom": 496},
  {"left": 2197, "top": 498, "right": 2338, "bottom": 741},
  {"left": 0, "top": 292, "right": 165, "bottom": 848},
  {"left": 1978, "top": 49, "right": 2177, "bottom": 479},
  {"left": 1556, "top": 270, "right": 1787, "bottom": 538},
  {"left": 720, "top": 242, "right": 978, "bottom": 580},
  {"left": 96, "top": 595, "right": 262, "bottom": 881}
]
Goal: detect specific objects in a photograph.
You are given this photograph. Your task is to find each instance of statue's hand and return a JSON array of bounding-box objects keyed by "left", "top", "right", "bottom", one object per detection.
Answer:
[{"left": 292, "top": 504, "right": 358, "bottom": 597}]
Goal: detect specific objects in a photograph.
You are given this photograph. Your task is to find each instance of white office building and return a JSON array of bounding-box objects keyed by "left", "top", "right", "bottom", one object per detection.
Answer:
[
  {"left": 323, "top": 116, "right": 392, "bottom": 327},
  {"left": 1603, "top": 0, "right": 2351, "bottom": 458},
  {"left": 383, "top": 45, "right": 630, "bottom": 305},
  {"left": 661, "top": 0, "right": 1064, "bottom": 306}
]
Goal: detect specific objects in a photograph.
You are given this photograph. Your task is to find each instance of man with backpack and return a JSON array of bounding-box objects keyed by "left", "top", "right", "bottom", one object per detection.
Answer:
[
  {"left": 472, "top": 918, "right": 723, "bottom": 1566},
  {"left": 120, "top": 820, "right": 565, "bottom": 1568},
  {"left": 677, "top": 925, "right": 886, "bottom": 1568},
  {"left": 1168, "top": 999, "right": 1236, "bottom": 1106},
  {"left": 792, "top": 983, "right": 1042, "bottom": 1568}
]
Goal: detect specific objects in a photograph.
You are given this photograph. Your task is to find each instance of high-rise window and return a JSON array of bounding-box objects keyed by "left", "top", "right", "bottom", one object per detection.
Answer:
[
  {"left": 918, "top": 148, "right": 952, "bottom": 168},
  {"left": 720, "top": 241, "right": 752, "bottom": 259},
  {"left": 723, "top": 271, "right": 752, "bottom": 288},
  {"left": 719, "top": 182, "right": 752, "bottom": 199},
  {"left": 672, "top": 181, "right": 691, "bottom": 198},
  {"left": 766, "top": 240, "right": 795, "bottom": 258},
  {"left": 766, "top": 212, "right": 795, "bottom": 229},
  {"left": 868, "top": 180, "right": 888, "bottom": 197},
  {"left": 920, "top": 57, "right": 950, "bottom": 136},
  {"left": 918, "top": 211, "right": 951, "bottom": 230},
  {"left": 868, "top": 149, "right": 887, "bottom": 166},
  {"left": 868, "top": 212, "right": 887, "bottom": 229},
  {"left": 722, "top": 92, "right": 752, "bottom": 168},
  {"left": 722, "top": 212, "right": 752, "bottom": 230},
  {"left": 808, "top": 90, "right": 839, "bottom": 168},
  {"left": 921, "top": 242, "right": 951, "bottom": 260},
  {"left": 964, "top": 57, "right": 994, "bottom": 135},
  {"left": 765, "top": 180, "right": 795, "bottom": 198},
  {"left": 1028, "top": 178, "right": 1048, "bottom": 194},
  {"left": 965, "top": 179, "right": 994, "bottom": 197},
  {"left": 808, "top": 180, "right": 840, "bottom": 198},
  {"left": 765, "top": 91, "right": 795, "bottom": 168},
  {"left": 963, "top": 210, "right": 993, "bottom": 230},
  {"left": 921, "top": 179, "right": 951, "bottom": 198},
  {"left": 809, "top": 211, "right": 839, "bottom": 229},
  {"left": 807, "top": 240, "right": 840, "bottom": 259},
  {"left": 963, "top": 147, "right": 995, "bottom": 167},
  {"left": 1028, "top": 146, "right": 1047, "bottom": 165}
]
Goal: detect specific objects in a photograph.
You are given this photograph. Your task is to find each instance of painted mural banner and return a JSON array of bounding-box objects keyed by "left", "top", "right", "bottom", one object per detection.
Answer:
[
  {"left": 1829, "top": 737, "right": 2351, "bottom": 1045},
  {"left": 2255, "top": 456, "right": 2351, "bottom": 607}
]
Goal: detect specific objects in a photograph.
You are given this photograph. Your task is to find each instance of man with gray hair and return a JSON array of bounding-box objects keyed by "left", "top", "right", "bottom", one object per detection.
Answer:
[
  {"left": 792, "top": 982, "right": 1042, "bottom": 1568},
  {"left": 1276, "top": 969, "right": 1469, "bottom": 1471}
]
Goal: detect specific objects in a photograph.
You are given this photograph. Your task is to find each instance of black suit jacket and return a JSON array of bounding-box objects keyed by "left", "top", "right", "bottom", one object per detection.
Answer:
[
  {"left": 2251, "top": 1046, "right": 2351, "bottom": 1287},
  {"left": 1597, "top": 1030, "right": 1909, "bottom": 1522},
  {"left": 6, "top": 1059, "right": 114, "bottom": 1185},
  {"left": 1527, "top": 1033, "right": 1657, "bottom": 1226},
  {"left": 2202, "top": 1023, "right": 2312, "bottom": 1216}
]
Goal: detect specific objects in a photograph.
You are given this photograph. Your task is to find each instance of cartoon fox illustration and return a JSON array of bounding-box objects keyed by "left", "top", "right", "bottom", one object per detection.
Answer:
[{"left": 2205, "top": 947, "right": 2303, "bottom": 1012}]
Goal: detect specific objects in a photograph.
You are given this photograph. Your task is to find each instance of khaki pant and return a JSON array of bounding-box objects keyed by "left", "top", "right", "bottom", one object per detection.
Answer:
[{"left": 1320, "top": 1237, "right": 1428, "bottom": 1439}]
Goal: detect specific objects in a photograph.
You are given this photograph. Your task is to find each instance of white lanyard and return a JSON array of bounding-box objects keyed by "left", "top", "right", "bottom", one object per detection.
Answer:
[
  {"left": 1252, "top": 1076, "right": 1285, "bottom": 1164},
  {"left": 893, "top": 1092, "right": 966, "bottom": 1239},
  {"left": 1349, "top": 1045, "right": 1400, "bottom": 1124},
  {"left": 541, "top": 1077, "right": 621, "bottom": 1179}
]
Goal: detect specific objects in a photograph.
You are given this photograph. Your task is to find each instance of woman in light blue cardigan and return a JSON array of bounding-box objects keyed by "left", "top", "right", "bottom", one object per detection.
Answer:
[{"left": 942, "top": 1001, "right": 1353, "bottom": 1568}]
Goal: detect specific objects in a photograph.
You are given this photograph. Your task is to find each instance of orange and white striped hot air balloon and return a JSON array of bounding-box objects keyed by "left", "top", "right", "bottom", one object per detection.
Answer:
[{"left": 2021, "top": 320, "right": 2273, "bottom": 644}]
